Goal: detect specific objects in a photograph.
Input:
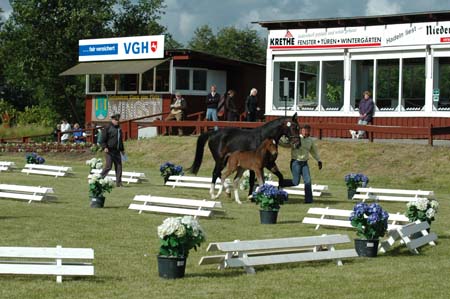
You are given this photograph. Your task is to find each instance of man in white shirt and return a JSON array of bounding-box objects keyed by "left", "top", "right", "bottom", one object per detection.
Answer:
[{"left": 60, "top": 119, "right": 71, "bottom": 143}]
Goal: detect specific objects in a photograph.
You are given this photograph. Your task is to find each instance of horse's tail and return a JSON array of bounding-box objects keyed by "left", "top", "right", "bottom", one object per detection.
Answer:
[{"left": 187, "top": 131, "right": 213, "bottom": 174}]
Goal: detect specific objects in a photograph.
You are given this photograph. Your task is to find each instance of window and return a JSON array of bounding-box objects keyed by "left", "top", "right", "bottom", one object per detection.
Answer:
[
  {"left": 118, "top": 74, "right": 138, "bottom": 92},
  {"left": 434, "top": 57, "right": 450, "bottom": 110},
  {"left": 141, "top": 69, "right": 154, "bottom": 91},
  {"left": 376, "top": 59, "right": 399, "bottom": 111},
  {"left": 193, "top": 70, "right": 207, "bottom": 91},
  {"left": 88, "top": 74, "right": 102, "bottom": 93},
  {"left": 273, "top": 62, "right": 295, "bottom": 110},
  {"left": 155, "top": 61, "right": 170, "bottom": 92},
  {"left": 297, "top": 61, "right": 319, "bottom": 111},
  {"left": 351, "top": 60, "right": 374, "bottom": 109},
  {"left": 402, "top": 58, "right": 425, "bottom": 111},
  {"left": 175, "top": 69, "right": 190, "bottom": 90},
  {"left": 322, "top": 61, "right": 344, "bottom": 111},
  {"left": 103, "top": 75, "right": 115, "bottom": 92}
]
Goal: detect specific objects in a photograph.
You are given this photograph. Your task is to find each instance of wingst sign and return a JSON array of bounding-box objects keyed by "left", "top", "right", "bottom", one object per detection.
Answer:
[{"left": 78, "top": 35, "right": 164, "bottom": 62}]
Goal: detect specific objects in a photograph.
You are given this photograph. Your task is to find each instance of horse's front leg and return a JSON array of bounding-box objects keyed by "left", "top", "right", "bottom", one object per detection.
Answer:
[
  {"left": 210, "top": 163, "right": 223, "bottom": 199},
  {"left": 266, "top": 161, "right": 286, "bottom": 188},
  {"left": 248, "top": 170, "right": 256, "bottom": 198},
  {"left": 254, "top": 168, "right": 265, "bottom": 191},
  {"left": 233, "top": 168, "right": 245, "bottom": 204}
]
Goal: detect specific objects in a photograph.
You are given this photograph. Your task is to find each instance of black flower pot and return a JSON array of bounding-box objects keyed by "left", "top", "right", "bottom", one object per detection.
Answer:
[
  {"left": 90, "top": 196, "right": 105, "bottom": 208},
  {"left": 347, "top": 189, "right": 357, "bottom": 200},
  {"left": 259, "top": 210, "right": 278, "bottom": 224},
  {"left": 157, "top": 255, "right": 186, "bottom": 279},
  {"left": 354, "top": 239, "right": 379, "bottom": 257}
]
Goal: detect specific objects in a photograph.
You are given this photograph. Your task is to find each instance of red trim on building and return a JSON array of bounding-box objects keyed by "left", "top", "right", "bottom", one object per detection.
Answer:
[{"left": 269, "top": 43, "right": 381, "bottom": 50}]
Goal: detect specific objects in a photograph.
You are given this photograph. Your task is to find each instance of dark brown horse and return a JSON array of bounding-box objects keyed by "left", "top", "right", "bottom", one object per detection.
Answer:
[
  {"left": 188, "top": 113, "right": 300, "bottom": 199},
  {"left": 213, "top": 139, "right": 279, "bottom": 203}
]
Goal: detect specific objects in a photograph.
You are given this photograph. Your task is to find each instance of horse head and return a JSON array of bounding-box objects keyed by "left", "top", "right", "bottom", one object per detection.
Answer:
[{"left": 281, "top": 113, "right": 301, "bottom": 147}]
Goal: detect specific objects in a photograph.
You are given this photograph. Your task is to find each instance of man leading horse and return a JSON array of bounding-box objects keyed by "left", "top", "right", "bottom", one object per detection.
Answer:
[{"left": 187, "top": 113, "right": 300, "bottom": 200}]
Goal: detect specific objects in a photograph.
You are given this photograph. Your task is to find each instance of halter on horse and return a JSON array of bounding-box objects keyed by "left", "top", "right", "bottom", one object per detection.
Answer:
[
  {"left": 213, "top": 139, "right": 278, "bottom": 204},
  {"left": 187, "top": 113, "right": 300, "bottom": 199}
]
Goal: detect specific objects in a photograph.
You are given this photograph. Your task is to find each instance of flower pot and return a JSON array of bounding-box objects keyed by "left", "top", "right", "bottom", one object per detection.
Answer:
[
  {"left": 259, "top": 210, "right": 278, "bottom": 224},
  {"left": 347, "top": 189, "right": 357, "bottom": 200},
  {"left": 90, "top": 196, "right": 105, "bottom": 208},
  {"left": 157, "top": 255, "right": 186, "bottom": 279},
  {"left": 354, "top": 239, "right": 379, "bottom": 257}
]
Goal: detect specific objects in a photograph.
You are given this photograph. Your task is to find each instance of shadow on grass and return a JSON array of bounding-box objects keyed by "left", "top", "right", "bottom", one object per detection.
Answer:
[{"left": 277, "top": 219, "right": 304, "bottom": 224}]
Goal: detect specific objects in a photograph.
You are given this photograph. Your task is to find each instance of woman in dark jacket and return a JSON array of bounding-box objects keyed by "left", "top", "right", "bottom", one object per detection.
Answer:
[
  {"left": 245, "top": 88, "right": 259, "bottom": 122},
  {"left": 225, "top": 90, "right": 239, "bottom": 121}
]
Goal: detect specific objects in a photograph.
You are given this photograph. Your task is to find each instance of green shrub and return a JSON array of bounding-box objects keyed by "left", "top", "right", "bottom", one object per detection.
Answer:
[{"left": 16, "top": 105, "right": 59, "bottom": 127}]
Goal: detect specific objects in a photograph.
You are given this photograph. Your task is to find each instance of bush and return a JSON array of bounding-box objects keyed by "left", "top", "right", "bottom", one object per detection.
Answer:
[{"left": 16, "top": 105, "right": 59, "bottom": 127}]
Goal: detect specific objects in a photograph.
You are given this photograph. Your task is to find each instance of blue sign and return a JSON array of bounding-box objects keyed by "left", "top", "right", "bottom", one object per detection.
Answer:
[
  {"left": 79, "top": 35, "right": 164, "bottom": 61},
  {"left": 79, "top": 43, "right": 118, "bottom": 56}
]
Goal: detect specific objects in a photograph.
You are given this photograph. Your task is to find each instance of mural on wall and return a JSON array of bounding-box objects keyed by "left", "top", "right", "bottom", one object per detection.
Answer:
[
  {"left": 95, "top": 96, "right": 108, "bottom": 120},
  {"left": 91, "top": 95, "right": 162, "bottom": 121}
]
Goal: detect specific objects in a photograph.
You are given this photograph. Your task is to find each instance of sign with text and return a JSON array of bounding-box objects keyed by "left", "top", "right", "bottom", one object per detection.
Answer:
[
  {"left": 79, "top": 35, "right": 164, "bottom": 61},
  {"left": 269, "top": 21, "right": 450, "bottom": 50}
]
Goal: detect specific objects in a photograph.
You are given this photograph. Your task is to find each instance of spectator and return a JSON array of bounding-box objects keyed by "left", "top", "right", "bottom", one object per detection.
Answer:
[
  {"left": 72, "top": 123, "right": 86, "bottom": 143},
  {"left": 350, "top": 91, "right": 374, "bottom": 139},
  {"left": 164, "top": 92, "right": 186, "bottom": 136},
  {"left": 60, "top": 119, "right": 71, "bottom": 143},
  {"left": 246, "top": 88, "right": 259, "bottom": 122},
  {"left": 225, "top": 90, "right": 239, "bottom": 121},
  {"left": 205, "top": 84, "right": 220, "bottom": 128},
  {"left": 52, "top": 124, "right": 61, "bottom": 142},
  {"left": 280, "top": 124, "right": 322, "bottom": 204},
  {"left": 100, "top": 114, "right": 125, "bottom": 187}
]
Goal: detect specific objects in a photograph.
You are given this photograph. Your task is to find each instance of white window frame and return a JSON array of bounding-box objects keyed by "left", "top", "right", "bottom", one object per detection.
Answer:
[{"left": 172, "top": 67, "right": 208, "bottom": 95}]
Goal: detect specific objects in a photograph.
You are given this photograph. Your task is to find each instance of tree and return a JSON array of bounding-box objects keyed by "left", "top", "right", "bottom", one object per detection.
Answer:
[
  {"left": 188, "top": 25, "right": 266, "bottom": 64},
  {"left": 187, "top": 25, "right": 218, "bottom": 54},
  {"left": 0, "top": 0, "right": 179, "bottom": 124}
]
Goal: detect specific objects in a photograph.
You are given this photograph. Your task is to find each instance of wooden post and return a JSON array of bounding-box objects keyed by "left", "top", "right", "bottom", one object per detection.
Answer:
[{"left": 428, "top": 124, "right": 433, "bottom": 146}]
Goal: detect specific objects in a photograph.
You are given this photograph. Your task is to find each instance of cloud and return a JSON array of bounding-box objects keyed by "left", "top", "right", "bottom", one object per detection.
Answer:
[{"left": 365, "top": 0, "right": 401, "bottom": 15}]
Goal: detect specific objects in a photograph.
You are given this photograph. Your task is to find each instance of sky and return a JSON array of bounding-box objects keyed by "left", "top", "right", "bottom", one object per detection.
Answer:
[{"left": 2, "top": 0, "right": 450, "bottom": 45}]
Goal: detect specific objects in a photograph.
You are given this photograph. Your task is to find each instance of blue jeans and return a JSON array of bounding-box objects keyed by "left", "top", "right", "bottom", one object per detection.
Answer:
[
  {"left": 358, "top": 119, "right": 368, "bottom": 137},
  {"left": 291, "top": 160, "right": 313, "bottom": 203},
  {"left": 206, "top": 108, "right": 218, "bottom": 130}
]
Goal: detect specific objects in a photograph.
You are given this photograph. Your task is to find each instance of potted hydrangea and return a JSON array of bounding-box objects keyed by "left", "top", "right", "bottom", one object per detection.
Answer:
[
  {"left": 159, "top": 162, "right": 184, "bottom": 183},
  {"left": 26, "top": 152, "right": 45, "bottom": 164},
  {"left": 406, "top": 198, "right": 439, "bottom": 226},
  {"left": 157, "top": 216, "right": 206, "bottom": 279},
  {"left": 350, "top": 202, "right": 389, "bottom": 257},
  {"left": 252, "top": 184, "right": 288, "bottom": 224},
  {"left": 345, "top": 173, "right": 369, "bottom": 199},
  {"left": 88, "top": 174, "right": 114, "bottom": 208},
  {"left": 86, "top": 157, "right": 103, "bottom": 171}
]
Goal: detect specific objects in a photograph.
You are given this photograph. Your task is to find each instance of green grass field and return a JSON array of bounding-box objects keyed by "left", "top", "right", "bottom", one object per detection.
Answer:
[{"left": 0, "top": 137, "right": 449, "bottom": 299}]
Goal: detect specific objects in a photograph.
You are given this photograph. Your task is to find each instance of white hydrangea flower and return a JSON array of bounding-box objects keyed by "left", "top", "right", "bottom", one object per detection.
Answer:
[
  {"left": 406, "top": 201, "right": 415, "bottom": 209},
  {"left": 88, "top": 179, "right": 94, "bottom": 185},
  {"left": 175, "top": 224, "right": 186, "bottom": 237},
  {"left": 415, "top": 198, "right": 429, "bottom": 211},
  {"left": 95, "top": 162, "right": 103, "bottom": 169},
  {"left": 430, "top": 200, "right": 439, "bottom": 211},
  {"left": 426, "top": 208, "right": 435, "bottom": 219},
  {"left": 157, "top": 217, "right": 181, "bottom": 239}
]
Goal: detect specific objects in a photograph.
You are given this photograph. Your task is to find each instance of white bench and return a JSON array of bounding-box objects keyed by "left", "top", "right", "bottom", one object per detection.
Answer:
[
  {"left": 199, "top": 234, "right": 358, "bottom": 274},
  {"left": 379, "top": 221, "right": 437, "bottom": 254},
  {"left": 128, "top": 195, "right": 224, "bottom": 218},
  {"left": 0, "top": 161, "right": 16, "bottom": 171},
  {"left": 0, "top": 245, "right": 94, "bottom": 283},
  {"left": 353, "top": 187, "right": 435, "bottom": 202},
  {"left": 165, "top": 175, "right": 224, "bottom": 190},
  {"left": 0, "top": 184, "right": 55, "bottom": 204},
  {"left": 266, "top": 180, "right": 326, "bottom": 197},
  {"left": 166, "top": 175, "right": 325, "bottom": 197},
  {"left": 302, "top": 207, "right": 410, "bottom": 230},
  {"left": 21, "top": 164, "right": 73, "bottom": 178},
  {"left": 89, "top": 169, "right": 146, "bottom": 184}
]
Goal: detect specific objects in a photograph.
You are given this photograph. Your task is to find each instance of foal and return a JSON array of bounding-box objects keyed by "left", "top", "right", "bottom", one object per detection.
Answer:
[{"left": 213, "top": 138, "right": 279, "bottom": 204}]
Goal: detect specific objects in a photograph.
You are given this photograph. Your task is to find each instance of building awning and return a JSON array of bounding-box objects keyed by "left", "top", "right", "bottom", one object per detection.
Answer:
[{"left": 59, "top": 59, "right": 168, "bottom": 76}]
